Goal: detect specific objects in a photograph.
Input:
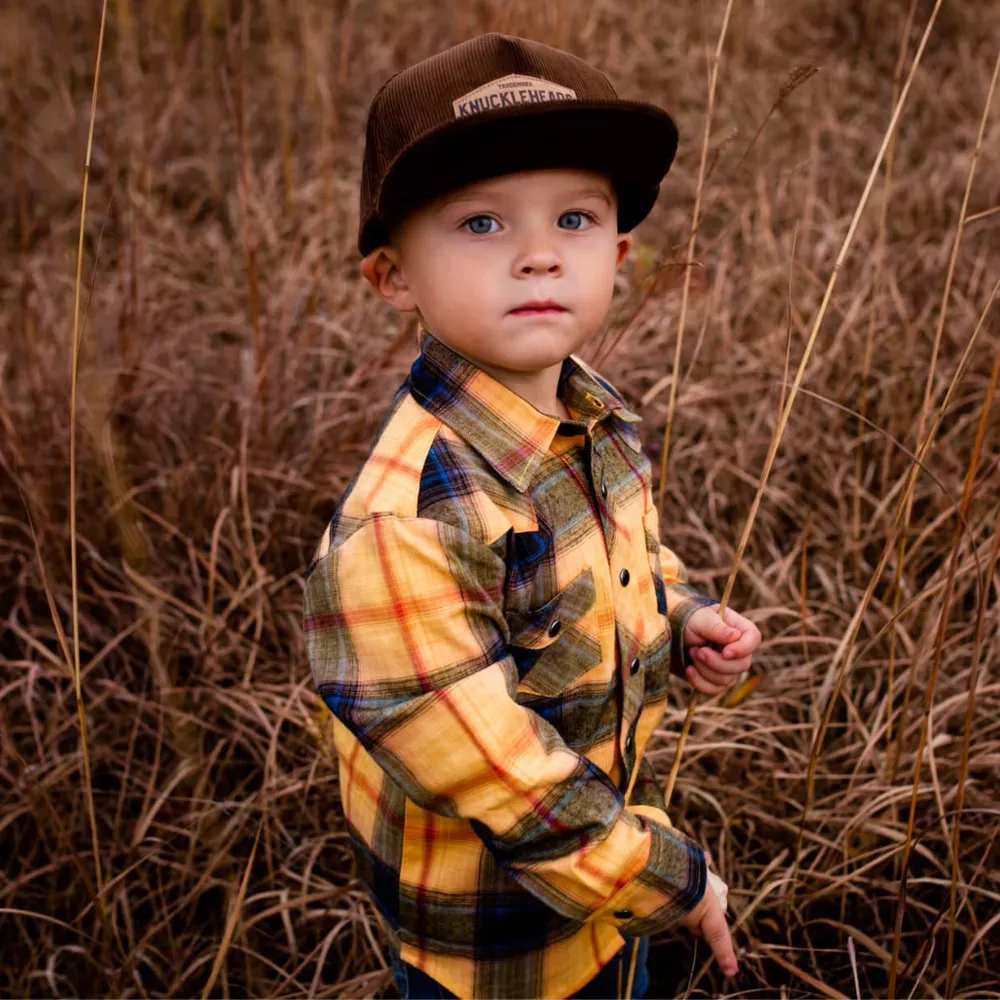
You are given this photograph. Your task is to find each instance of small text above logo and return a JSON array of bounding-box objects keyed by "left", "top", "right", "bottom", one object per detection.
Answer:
[{"left": 453, "top": 74, "right": 577, "bottom": 118}]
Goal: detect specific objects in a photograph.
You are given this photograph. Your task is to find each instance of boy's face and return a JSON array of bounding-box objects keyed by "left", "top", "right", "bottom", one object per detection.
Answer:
[{"left": 362, "top": 168, "right": 633, "bottom": 375}]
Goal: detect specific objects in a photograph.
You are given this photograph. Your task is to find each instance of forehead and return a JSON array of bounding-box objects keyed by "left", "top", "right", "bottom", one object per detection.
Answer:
[{"left": 435, "top": 168, "right": 614, "bottom": 207}]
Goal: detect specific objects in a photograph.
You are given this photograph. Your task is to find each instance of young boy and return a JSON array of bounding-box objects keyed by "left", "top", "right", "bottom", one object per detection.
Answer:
[{"left": 303, "top": 33, "right": 761, "bottom": 1000}]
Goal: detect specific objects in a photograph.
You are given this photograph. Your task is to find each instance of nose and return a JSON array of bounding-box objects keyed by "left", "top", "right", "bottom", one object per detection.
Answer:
[{"left": 513, "top": 229, "right": 562, "bottom": 278}]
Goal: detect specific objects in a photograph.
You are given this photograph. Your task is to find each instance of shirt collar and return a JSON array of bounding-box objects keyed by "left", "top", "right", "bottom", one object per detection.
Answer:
[{"left": 407, "top": 333, "right": 642, "bottom": 493}]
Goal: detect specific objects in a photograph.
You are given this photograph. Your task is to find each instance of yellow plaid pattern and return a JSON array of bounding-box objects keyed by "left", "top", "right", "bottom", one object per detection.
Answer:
[{"left": 304, "top": 333, "right": 717, "bottom": 998}]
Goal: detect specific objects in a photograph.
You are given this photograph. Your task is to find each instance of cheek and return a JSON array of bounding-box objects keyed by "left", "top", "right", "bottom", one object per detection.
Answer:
[
  {"left": 574, "top": 247, "right": 619, "bottom": 311},
  {"left": 416, "top": 249, "right": 498, "bottom": 318}
]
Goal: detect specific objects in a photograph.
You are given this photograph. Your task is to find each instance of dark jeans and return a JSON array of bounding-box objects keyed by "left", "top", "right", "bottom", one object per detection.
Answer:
[{"left": 391, "top": 936, "right": 649, "bottom": 999}]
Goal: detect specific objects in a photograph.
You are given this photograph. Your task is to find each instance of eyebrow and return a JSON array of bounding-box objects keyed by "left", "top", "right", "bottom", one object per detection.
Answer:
[
  {"left": 438, "top": 190, "right": 493, "bottom": 208},
  {"left": 438, "top": 186, "right": 614, "bottom": 209},
  {"left": 569, "top": 188, "right": 614, "bottom": 208}
]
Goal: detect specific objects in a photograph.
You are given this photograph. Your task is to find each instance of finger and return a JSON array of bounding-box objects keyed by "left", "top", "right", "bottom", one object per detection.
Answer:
[
  {"left": 721, "top": 624, "right": 762, "bottom": 660},
  {"left": 704, "top": 849, "right": 714, "bottom": 869},
  {"left": 703, "top": 613, "right": 742, "bottom": 646},
  {"left": 721, "top": 607, "right": 753, "bottom": 631},
  {"left": 718, "top": 609, "right": 760, "bottom": 653},
  {"left": 692, "top": 646, "right": 750, "bottom": 677},
  {"left": 687, "top": 608, "right": 741, "bottom": 646},
  {"left": 692, "top": 646, "right": 747, "bottom": 676},
  {"left": 685, "top": 667, "right": 727, "bottom": 696},
  {"left": 688, "top": 656, "right": 739, "bottom": 688},
  {"left": 700, "top": 898, "right": 739, "bottom": 977}
]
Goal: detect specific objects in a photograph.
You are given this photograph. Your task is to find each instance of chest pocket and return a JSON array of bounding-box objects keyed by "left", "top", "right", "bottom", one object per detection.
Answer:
[{"left": 505, "top": 566, "right": 602, "bottom": 698}]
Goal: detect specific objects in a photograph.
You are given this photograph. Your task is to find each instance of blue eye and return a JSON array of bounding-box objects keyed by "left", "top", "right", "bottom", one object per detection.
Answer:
[
  {"left": 559, "top": 211, "right": 592, "bottom": 231},
  {"left": 465, "top": 215, "right": 499, "bottom": 235}
]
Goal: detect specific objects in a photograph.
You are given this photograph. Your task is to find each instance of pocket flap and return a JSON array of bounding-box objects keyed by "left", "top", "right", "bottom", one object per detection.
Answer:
[{"left": 505, "top": 566, "right": 596, "bottom": 650}]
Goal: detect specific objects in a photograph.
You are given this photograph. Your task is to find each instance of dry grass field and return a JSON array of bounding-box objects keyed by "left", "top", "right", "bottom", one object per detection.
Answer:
[{"left": 2, "top": 0, "right": 999, "bottom": 996}]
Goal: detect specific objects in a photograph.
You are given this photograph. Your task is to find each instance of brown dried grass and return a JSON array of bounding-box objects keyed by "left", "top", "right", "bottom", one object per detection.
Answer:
[{"left": 1, "top": 1, "right": 999, "bottom": 997}]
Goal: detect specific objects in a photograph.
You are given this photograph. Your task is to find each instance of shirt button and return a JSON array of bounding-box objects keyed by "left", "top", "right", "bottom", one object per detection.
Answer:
[
  {"left": 619, "top": 568, "right": 630, "bottom": 587},
  {"left": 630, "top": 657, "right": 641, "bottom": 675},
  {"left": 601, "top": 478, "right": 608, "bottom": 499},
  {"left": 547, "top": 619, "right": 561, "bottom": 638},
  {"left": 625, "top": 731, "right": 635, "bottom": 755}
]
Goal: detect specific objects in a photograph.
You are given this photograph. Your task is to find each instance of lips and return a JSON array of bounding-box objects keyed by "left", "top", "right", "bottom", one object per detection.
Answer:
[{"left": 509, "top": 300, "right": 568, "bottom": 316}]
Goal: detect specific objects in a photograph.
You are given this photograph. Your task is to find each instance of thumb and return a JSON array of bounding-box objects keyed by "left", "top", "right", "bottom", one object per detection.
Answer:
[{"left": 706, "top": 614, "right": 740, "bottom": 644}]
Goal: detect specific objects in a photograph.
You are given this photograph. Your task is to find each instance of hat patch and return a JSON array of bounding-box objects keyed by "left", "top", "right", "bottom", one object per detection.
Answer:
[{"left": 453, "top": 74, "right": 577, "bottom": 118}]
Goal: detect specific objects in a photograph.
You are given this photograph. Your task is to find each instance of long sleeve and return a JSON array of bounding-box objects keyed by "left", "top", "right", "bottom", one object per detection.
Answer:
[
  {"left": 304, "top": 512, "right": 706, "bottom": 936},
  {"left": 642, "top": 505, "right": 719, "bottom": 678}
]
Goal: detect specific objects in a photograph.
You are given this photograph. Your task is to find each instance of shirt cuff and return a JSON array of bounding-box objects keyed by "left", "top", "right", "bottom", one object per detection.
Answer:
[
  {"left": 667, "top": 584, "right": 720, "bottom": 678},
  {"left": 592, "top": 809, "right": 707, "bottom": 936}
]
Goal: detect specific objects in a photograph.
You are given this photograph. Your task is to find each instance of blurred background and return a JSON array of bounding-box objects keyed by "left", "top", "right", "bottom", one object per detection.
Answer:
[{"left": 1, "top": 0, "right": 999, "bottom": 996}]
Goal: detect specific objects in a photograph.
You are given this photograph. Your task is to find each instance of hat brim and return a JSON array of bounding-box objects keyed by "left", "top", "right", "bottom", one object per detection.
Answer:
[{"left": 361, "top": 100, "right": 678, "bottom": 254}]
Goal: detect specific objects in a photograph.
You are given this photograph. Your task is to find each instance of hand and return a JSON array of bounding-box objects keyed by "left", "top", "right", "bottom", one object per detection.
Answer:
[
  {"left": 683, "top": 606, "right": 761, "bottom": 695},
  {"left": 678, "top": 862, "right": 738, "bottom": 976},
  {"left": 703, "top": 849, "right": 729, "bottom": 912}
]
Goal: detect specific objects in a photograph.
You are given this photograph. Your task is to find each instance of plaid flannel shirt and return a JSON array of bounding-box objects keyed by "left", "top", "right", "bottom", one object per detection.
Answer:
[{"left": 303, "top": 333, "right": 718, "bottom": 999}]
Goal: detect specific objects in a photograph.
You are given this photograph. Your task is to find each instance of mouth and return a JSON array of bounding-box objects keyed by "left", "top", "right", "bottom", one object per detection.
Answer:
[{"left": 508, "top": 300, "right": 569, "bottom": 317}]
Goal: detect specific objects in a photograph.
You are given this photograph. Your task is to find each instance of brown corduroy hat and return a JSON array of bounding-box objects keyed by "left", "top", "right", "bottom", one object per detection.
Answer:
[{"left": 358, "top": 33, "right": 679, "bottom": 255}]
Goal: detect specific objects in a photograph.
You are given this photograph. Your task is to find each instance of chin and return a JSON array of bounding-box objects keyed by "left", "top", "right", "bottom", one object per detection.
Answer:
[
  {"left": 500, "top": 323, "right": 587, "bottom": 359},
  {"left": 446, "top": 319, "right": 592, "bottom": 372},
  {"left": 494, "top": 345, "right": 578, "bottom": 372}
]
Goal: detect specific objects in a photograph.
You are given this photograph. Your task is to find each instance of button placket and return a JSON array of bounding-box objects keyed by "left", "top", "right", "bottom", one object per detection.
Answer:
[
  {"left": 590, "top": 448, "right": 606, "bottom": 504},
  {"left": 589, "top": 442, "right": 617, "bottom": 553}
]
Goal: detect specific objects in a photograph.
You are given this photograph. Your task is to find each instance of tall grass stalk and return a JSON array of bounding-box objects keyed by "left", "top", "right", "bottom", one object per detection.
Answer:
[
  {"left": 632, "top": 9, "right": 736, "bottom": 999},
  {"left": 68, "top": 0, "right": 110, "bottom": 907},
  {"left": 624, "top": 8, "right": 743, "bottom": 994},
  {"left": 656, "top": 0, "right": 736, "bottom": 519},
  {"left": 799, "top": 271, "right": 999, "bottom": 897},
  {"left": 868, "top": 0, "right": 920, "bottom": 765},
  {"left": 944, "top": 342, "right": 1000, "bottom": 995},
  {"left": 634, "top": 9, "right": 737, "bottom": 996},
  {"left": 664, "top": 0, "right": 945, "bottom": 848},
  {"left": 852, "top": 0, "right": 916, "bottom": 587},
  {"left": 887, "top": 307, "right": 998, "bottom": 997},
  {"left": 201, "top": 820, "right": 263, "bottom": 999},
  {"left": 723, "top": 0, "right": 944, "bottom": 622},
  {"left": 887, "top": 39, "right": 999, "bottom": 784},
  {"left": 593, "top": 66, "right": 815, "bottom": 376}
]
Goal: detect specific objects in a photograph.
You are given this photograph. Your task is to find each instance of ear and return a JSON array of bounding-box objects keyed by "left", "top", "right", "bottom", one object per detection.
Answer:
[
  {"left": 615, "top": 232, "right": 634, "bottom": 269},
  {"left": 360, "top": 246, "right": 418, "bottom": 312}
]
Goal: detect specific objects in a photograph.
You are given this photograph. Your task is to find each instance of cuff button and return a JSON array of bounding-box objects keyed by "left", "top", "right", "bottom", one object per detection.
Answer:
[{"left": 613, "top": 909, "right": 633, "bottom": 920}]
